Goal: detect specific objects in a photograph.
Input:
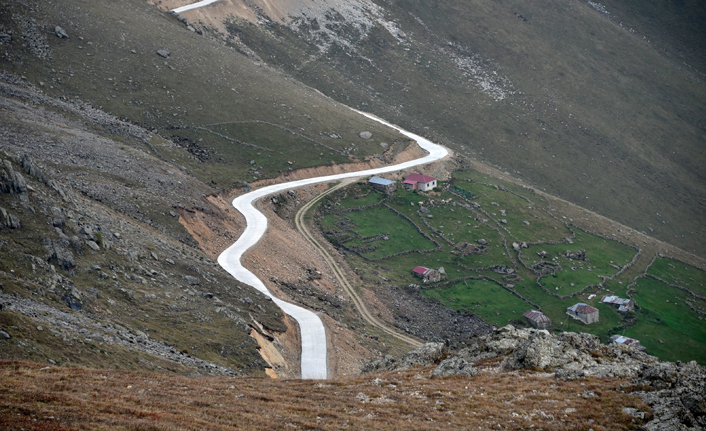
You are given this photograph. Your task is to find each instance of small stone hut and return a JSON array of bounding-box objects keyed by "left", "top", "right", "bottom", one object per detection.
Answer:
[
  {"left": 610, "top": 335, "right": 645, "bottom": 350},
  {"left": 523, "top": 310, "right": 551, "bottom": 329},
  {"left": 601, "top": 295, "right": 634, "bottom": 313},
  {"left": 566, "top": 303, "right": 599, "bottom": 324},
  {"left": 412, "top": 266, "right": 441, "bottom": 283},
  {"left": 369, "top": 176, "right": 396, "bottom": 193}
]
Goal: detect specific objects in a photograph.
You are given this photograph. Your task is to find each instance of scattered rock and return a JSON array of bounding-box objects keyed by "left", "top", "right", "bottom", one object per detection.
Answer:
[
  {"left": 359, "top": 131, "right": 372, "bottom": 139},
  {"left": 184, "top": 275, "right": 200, "bottom": 285},
  {"left": 0, "top": 330, "right": 10, "bottom": 340},
  {"left": 431, "top": 356, "right": 479, "bottom": 378},
  {"left": 156, "top": 49, "right": 170, "bottom": 58},
  {"left": 54, "top": 26, "right": 68, "bottom": 39},
  {"left": 85, "top": 240, "right": 100, "bottom": 252},
  {"left": 398, "top": 342, "right": 447, "bottom": 369},
  {"left": 0, "top": 33, "right": 11, "bottom": 44}
]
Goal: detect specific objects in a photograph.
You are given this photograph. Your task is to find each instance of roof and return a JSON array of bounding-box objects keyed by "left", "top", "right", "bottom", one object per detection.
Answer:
[
  {"left": 412, "top": 266, "right": 429, "bottom": 275},
  {"left": 611, "top": 335, "right": 639, "bottom": 345},
  {"left": 403, "top": 179, "right": 418, "bottom": 185},
  {"left": 567, "top": 303, "right": 599, "bottom": 314},
  {"left": 369, "top": 176, "right": 395, "bottom": 186},
  {"left": 405, "top": 173, "right": 437, "bottom": 184},
  {"left": 601, "top": 295, "right": 632, "bottom": 305},
  {"left": 523, "top": 310, "right": 551, "bottom": 323}
]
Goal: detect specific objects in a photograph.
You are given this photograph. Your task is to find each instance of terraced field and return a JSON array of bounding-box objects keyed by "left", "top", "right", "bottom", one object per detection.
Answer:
[{"left": 315, "top": 170, "right": 706, "bottom": 364}]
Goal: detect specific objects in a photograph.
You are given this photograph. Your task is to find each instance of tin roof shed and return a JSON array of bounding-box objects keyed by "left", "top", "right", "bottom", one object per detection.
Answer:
[{"left": 369, "top": 176, "right": 395, "bottom": 186}]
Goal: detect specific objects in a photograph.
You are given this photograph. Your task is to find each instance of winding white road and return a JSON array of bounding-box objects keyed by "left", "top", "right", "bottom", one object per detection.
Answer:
[
  {"left": 217, "top": 111, "right": 448, "bottom": 379},
  {"left": 172, "top": 0, "right": 220, "bottom": 13}
]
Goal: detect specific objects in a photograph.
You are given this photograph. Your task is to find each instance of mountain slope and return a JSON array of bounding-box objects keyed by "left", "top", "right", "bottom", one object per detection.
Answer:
[{"left": 189, "top": 0, "right": 706, "bottom": 257}]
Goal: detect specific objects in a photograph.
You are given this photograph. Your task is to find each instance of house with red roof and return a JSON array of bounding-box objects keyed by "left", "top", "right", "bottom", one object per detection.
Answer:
[
  {"left": 402, "top": 173, "right": 437, "bottom": 191},
  {"left": 412, "top": 266, "right": 441, "bottom": 283}
]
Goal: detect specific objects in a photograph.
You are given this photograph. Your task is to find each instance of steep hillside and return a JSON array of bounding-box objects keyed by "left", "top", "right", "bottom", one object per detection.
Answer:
[
  {"left": 0, "top": 0, "right": 409, "bottom": 190},
  {"left": 0, "top": 78, "right": 288, "bottom": 376},
  {"left": 180, "top": 0, "right": 706, "bottom": 257}
]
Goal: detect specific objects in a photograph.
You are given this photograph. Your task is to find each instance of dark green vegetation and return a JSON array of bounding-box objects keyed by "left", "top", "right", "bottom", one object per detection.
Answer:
[
  {"left": 316, "top": 172, "right": 706, "bottom": 363},
  {"left": 623, "top": 257, "right": 706, "bottom": 364},
  {"left": 0, "top": 0, "right": 408, "bottom": 190},
  {"left": 224, "top": 0, "right": 706, "bottom": 257}
]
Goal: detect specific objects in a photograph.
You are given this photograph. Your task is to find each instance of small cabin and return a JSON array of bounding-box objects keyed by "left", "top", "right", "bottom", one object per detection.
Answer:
[
  {"left": 523, "top": 309, "right": 551, "bottom": 329},
  {"left": 412, "top": 266, "right": 441, "bottom": 283},
  {"left": 566, "top": 303, "right": 599, "bottom": 324},
  {"left": 610, "top": 335, "right": 645, "bottom": 350},
  {"left": 402, "top": 173, "right": 437, "bottom": 191},
  {"left": 369, "top": 176, "right": 396, "bottom": 193},
  {"left": 601, "top": 295, "right": 634, "bottom": 313}
]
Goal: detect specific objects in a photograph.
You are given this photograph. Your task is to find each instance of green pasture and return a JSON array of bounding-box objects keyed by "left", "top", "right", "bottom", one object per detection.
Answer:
[
  {"left": 626, "top": 277, "right": 706, "bottom": 364},
  {"left": 648, "top": 257, "right": 706, "bottom": 297},
  {"left": 317, "top": 169, "right": 706, "bottom": 364}
]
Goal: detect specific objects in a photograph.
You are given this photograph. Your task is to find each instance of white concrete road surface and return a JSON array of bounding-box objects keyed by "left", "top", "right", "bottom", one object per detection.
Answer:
[
  {"left": 217, "top": 110, "right": 448, "bottom": 379},
  {"left": 171, "top": 0, "right": 220, "bottom": 13}
]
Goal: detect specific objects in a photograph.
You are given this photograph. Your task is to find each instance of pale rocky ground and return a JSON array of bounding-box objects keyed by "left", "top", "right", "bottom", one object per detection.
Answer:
[{"left": 366, "top": 326, "right": 706, "bottom": 430}]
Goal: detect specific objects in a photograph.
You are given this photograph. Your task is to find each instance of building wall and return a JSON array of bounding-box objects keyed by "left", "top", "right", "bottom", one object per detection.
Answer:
[
  {"left": 526, "top": 317, "right": 550, "bottom": 329},
  {"left": 418, "top": 181, "right": 436, "bottom": 191},
  {"left": 578, "top": 311, "right": 599, "bottom": 324}
]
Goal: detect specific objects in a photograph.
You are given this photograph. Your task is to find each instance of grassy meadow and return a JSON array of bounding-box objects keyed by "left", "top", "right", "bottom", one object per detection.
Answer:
[{"left": 316, "top": 170, "right": 706, "bottom": 363}]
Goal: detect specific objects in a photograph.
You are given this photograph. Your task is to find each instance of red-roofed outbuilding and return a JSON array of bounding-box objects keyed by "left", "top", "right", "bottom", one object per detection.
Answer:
[{"left": 402, "top": 173, "right": 437, "bottom": 191}]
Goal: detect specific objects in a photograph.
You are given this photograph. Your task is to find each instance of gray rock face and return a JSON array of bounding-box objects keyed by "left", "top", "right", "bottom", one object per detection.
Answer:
[
  {"left": 54, "top": 26, "right": 68, "bottom": 39},
  {"left": 1, "top": 159, "right": 28, "bottom": 197},
  {"left": 45, "top": 238, "right": 76, "bottom": 271},
  {"left": 0, "top": 33, "right": 11, "bottom": 44}
]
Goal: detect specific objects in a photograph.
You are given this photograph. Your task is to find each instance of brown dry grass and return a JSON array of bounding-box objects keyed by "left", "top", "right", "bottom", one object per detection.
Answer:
[{"left": 0, "top": 361, "right": 651, "bottom": 430}]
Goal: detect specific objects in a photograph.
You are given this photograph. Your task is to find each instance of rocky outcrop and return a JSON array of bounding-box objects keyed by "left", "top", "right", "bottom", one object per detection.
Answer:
[
  {"left": 365, "top": 325, "right": 706, "bottom": 430},
  {"left": 363, "top": 342, "right": 447, "bottom": 373}
]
